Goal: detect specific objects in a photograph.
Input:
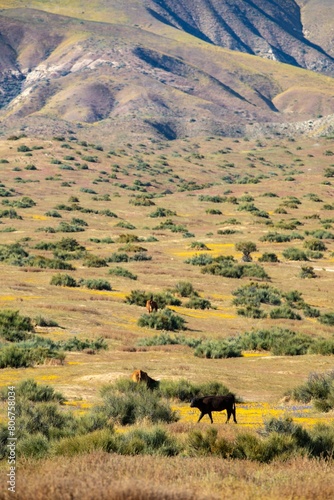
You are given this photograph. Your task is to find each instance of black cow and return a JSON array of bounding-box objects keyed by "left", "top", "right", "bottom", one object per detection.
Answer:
[{"left": 190, "top": 393, "right": 237, "bottom": 424}]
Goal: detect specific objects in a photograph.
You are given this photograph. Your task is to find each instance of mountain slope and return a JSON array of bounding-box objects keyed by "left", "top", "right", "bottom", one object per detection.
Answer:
[{"left": 0, "top": 3, "right": 334, "bottom": 139}]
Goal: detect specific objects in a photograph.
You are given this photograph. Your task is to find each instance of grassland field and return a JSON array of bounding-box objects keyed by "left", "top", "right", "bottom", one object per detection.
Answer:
[{"left": 0, "top": 130, "right": 334, "bottom": 498}]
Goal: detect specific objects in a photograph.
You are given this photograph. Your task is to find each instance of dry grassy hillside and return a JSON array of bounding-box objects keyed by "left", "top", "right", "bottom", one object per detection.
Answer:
[{"left": 0, "top": 2, "right": 334, "bottom": 141}]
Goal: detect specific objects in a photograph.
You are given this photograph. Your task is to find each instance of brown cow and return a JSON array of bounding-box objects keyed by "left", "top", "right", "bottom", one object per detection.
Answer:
[
  {"left": 146, "top": 297, "right": 158, "bottom": 313},
  {"left": 131, "top": 369, "right": 160, "bottom": 389},
  {"left": 190, "top": 394, "right": 237, "bottom": 424}
]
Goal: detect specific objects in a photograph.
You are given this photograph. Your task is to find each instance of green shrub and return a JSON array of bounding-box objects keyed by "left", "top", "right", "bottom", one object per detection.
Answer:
[
  {"left": 17, "top": 379, "right": 64, "bottom": 402},
  {"left": 83, "top": 254, "right": 108, "bottom": 267},
  {"left": 80, "top": 279, "right": 112, "bottom": 291},
  {"left": 238, "top": 327, "right": 312, "bottom": 355},
  {"left": 50, "top": 273, "right": 78, "bottom": 287},
  {"left": 287, "top": 371, "right": 334, "bottom": 410},
  {"left": 149, "top": 207, "right": 176, "bottom": 217},
  {"left": 94, "top": 390, "right": 178, "bottom": 425},
  {"left": 185, "top": 253, "right": 213, "bottom": 266},
  {"left": 115, "top": 427, "right": 179, "bottom": 456},
  {"left": 318, "top": 312, "right": 334, "bottom": 326},
  {"left": 304, "top": 239, "right": 327, "bottom": 251},
  {"left": 172, "top": 281, "right": 199, "bottom": 297},
  {"left": 187, "top": 428, "right": 231, "bottom": 457},
  {"left": 108, "top": 267, "right": 137, "bottom": 280},
  {"left": 0, "top": 345, "right": 34, "bottom": 368},
  {"left": 282, "top": 248, "right": 309, "bottom": 261},
  {"left": 138, "top": 309, "right": 186, "bottom": 331},
  {"left": 190, "top": 241, "right": 209, "bottom": 250},
  {"left": 258, "top": 252, "right": 279, "bottom": 262},
  {"left": 269, "top": 307, "right": 302, "bottom": 320},
  {"left": 194, "top": 338, "right": 241, "bottom": 359},
  {"left": 53, "top": 429, "right": 114, "bottom": 457},
  {"left": 34, "top": 316, "right": 59, "bottom": 327},
  {"left": 300, "top": 266, "right": 317, "bottom": 279},
  {"left": 0, "top": 309, "right": 34, "bottom": 341},
  {"left": 108, "top": 253, "right": 129, "bottom": 263},
  {"left": 184, "top": 297, "right": 212, "bottom": 309},
  {"left": 17, "top": 433, "right": 50, "bottom": 459}
]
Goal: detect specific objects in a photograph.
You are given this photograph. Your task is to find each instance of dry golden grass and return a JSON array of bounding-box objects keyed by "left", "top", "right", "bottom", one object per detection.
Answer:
[{"left": 1, "top": 453, "right": 334, "bottom": 500}]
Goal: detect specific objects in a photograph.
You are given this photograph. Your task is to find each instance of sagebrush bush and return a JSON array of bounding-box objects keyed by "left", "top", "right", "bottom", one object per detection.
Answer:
[
  {"left": 17, "top": 379, "right": 64, "bottom": 402},
  {"left": 138, "top": 309, "right": 186, "bottom": 331},
  {"left": 50, "top": 273, "right": 78, "bottom": 287},
  {"left": 172, "top": 281, "right": 199, "bottom": 297},
  {"left": 17, "top": 433, "right": 50, "bottom": 459},
  {"left": 287, "top": 371, "right": 334, "bottom": 411},
  {"left": 108, "top": 266, "right": 137, "bottom": 280},
  {"left": 187, "top": 428, "right": 231, "bottom": 457},
  {"left": 94, "top": 390, "right": 178, "bottom": 425},
  {"left": 184, "top": 297, "right": 211, "bottom": 309},
  {"left": 79, "top": 279, "right": 112, "bottom": 291},
  {"left": 194, "top": 338, "right": 241, "bottom": 359}
]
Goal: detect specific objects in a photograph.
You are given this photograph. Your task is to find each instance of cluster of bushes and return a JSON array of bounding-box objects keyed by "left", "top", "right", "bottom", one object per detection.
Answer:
[
  {"left": 126, "top": 283, "right": 212, "bottom": 312},
  {"left": 185, "top": 253, "right": 269, "bottom": 280},
  {"left": 287, "top": 371, "right": 334, "bottom": 411},
  {"left": 231, "top": 282, "right": 333, "bottom": 323},
  {"left": 232, "top": 283, "right": 318, "bottom": 320},
  {"left": 1, "top": 378, "right": 334, "bottom": 462},
  {"left": 138, "top": 309, "right": 187, "bottom": 331},
  {"left": 137, "top": 326, "right": 334, "bottom": 358},
  {"left": 0, "top": 310, "right": 107, "bottom": 368},
  {"left": 0, "top": 238, "right": 88, "bottom": 269},
  {"left": 50, "top": 273, "right": 112, "bottom": 291}
]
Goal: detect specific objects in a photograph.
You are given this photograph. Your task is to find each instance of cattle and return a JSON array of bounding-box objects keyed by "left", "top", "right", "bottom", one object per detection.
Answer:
[
  {"left": 131, "top": 369, "right": 160, "bottom": 390},
  {"left": 146, "top": 297, "right": 158, "bottom": 313},
  {"left": 190, "top": 393, "right": 237, "bottom": 424}
]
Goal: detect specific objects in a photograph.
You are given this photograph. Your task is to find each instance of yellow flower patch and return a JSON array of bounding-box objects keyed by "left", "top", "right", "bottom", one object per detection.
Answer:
[{"left": 174, "top": 402, "right": 324, "bottom": 429}]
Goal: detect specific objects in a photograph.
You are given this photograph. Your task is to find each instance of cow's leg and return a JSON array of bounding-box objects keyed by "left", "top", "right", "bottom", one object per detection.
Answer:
[
  {"left": 197, "top": 412, "right": 205, "bottom": 423},
  {"left": 208, "top": 411, "right": 213, "bottom": 424},
  {"left": 226, "top": 409, "right": 231, "bottom": 423},
  {"left": 232, "top": 407, "right": 237, "bottom": 423}
]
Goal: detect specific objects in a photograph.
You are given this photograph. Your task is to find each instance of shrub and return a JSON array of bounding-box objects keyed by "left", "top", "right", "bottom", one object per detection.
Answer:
[
  {"left": 287, "top": 371, "right": 334, "bottom": 410},
  {"left": 17, "top": 379, "right": 64, "bottom": 402},
  {"left": 300, "top": 266, "right": 317, "bottom": 279},
  {"left": 185, "top": 254, "right": 213, "bottom": 266},
  {"left": 194, "top": 338, "right": 241, "bottom": 359},
  {"left": 282, "top": 248, "right": 309, "bottom": 261},
  {"left": 108, "top": 252, "right": 129, "bottom": 263},
  {"left": 269, "top": 306, "right": 302, "bottom": 320},
  {"left": 304, "top": 239, "right": 327, "bottom": 251},
  {"left": 17, "top": 433, "right": 50, "bottom": 459},
  {"left": 190, "top": 241, "right": 210, "bottom": 250},
  {"left": 238, "top": 327, "right": 312, "bottom": 355},
  {"left": 50, "top": 273, "right": 78, "bottom": 287},
  {"left": 138, "top": 309, "right": 186, "bottom": 331},
  {"left": 0, "top": 309, "right": 33, "bottom": 341},
  {"left": 34, "top": 316, "right": 59, "bottom": 327},
  {"left": 149, "top": 207, "right": 176, "bottom": 217},
  {"left": 83, "top": 255, "right": 108, "bottom": 267},
  {"left": 184, "top": 297, "right": 212, "bottom": 309},
  {"left": 94, "top": 390, "right": 178, "bottom": 426},
  {"left": 0, "top": 345, "right": 33, "bottom": 368},
  {"left": 318, "top": 312, "right": 334, "bottom": 326},
  {"left": 108, "top": 267, "right": 137, "bottom": 280},
  {"left": 235, "top": 241, "right": 257, "bottom": 261},
  {"left": 187, "top": 428, "right": 231, "bottom": 457},
  {"left": 172, "top": 281, "right": 199, "bottom": 297},
  {"left": 258, "top": 252, "right": 279, "bottom": 262},
  {"left": 80, "top": 279, "right": 112, "bottom": 291}
]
